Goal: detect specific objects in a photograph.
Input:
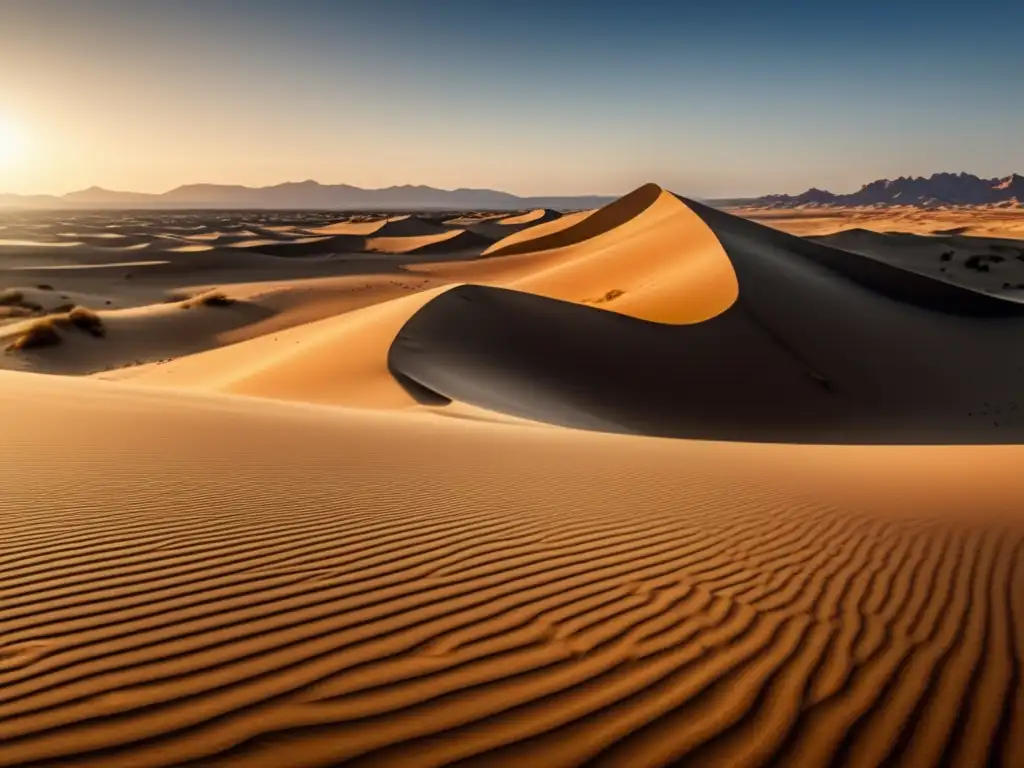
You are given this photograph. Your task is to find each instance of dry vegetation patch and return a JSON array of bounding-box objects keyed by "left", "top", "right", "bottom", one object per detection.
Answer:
[
  {"left": 65, "top": 307, "right": 106, "bottom": 338},
  {"left": 4, "top": 305, "right": 107, "bottom": 353},
  {"left": 587, "top": 288, "right": 626, "bottom": 305},
  {"left": 6, "top": 319, "right": 62, "bottom": 352},
  {"left": 181, "top": 290, "right": 237, "bottom": 309}
]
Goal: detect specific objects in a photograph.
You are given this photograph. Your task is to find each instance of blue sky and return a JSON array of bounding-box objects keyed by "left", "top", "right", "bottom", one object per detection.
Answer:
[{"left": 0, "top": 0, "right": 1020, "bottom": 197}]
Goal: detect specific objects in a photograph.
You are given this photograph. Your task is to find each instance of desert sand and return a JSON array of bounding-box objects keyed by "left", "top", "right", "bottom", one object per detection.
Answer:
[{"left": 2, "top": 190, "right": 1024, "bottom": 766}]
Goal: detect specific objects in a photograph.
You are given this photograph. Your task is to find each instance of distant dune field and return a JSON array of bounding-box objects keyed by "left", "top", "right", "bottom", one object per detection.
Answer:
[{"left": 2, "top": 190, "right": 1024, "bottom": 766}]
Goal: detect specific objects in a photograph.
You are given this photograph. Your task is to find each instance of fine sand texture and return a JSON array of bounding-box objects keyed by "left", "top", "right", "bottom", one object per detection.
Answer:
[{"left": 2, "top": 192, "right": 1024, "bottom": 766}]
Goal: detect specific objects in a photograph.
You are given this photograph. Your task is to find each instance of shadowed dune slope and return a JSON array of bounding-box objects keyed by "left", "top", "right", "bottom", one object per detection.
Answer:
[
  {"left": 310, "top": 216, "right": 447, "bottom": 239},
  {"left": 2, "top": 371, "right": 1024, "bottom": 767},
  {"left": 366, "top": 229, "right": 493, "bottom": 255},
  {"left": 232, "top": 235, "right": 366, "bottom": 257},
  {"left": 390, "top": 197, "right": 1024, "bottom": 443}
]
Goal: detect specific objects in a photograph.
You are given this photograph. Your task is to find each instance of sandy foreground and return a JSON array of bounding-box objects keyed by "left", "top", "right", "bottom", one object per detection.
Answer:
[{"left": 2, "top": 192, "right": 1024, "bottom": 766}]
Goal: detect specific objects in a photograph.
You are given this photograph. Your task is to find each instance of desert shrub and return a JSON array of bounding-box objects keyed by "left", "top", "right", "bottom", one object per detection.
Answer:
[
  {"left": 939, "top": 251, "right": 953, "bottom": 262},
  {"left": 65, "top": 306, "right": 106, "bottom": 338},
  {"left": 6, "top": 320, "right": 61, "bottom": 352},
  {"left": 590, "top": 289, "right": 625, "bottom": 304},
  {"left": 36, "top": 284, "right": 54, "bottom": 291},
  {"left": 199, "top": 291, "right": 236, "bottom": 307},
  {"left": 183, "top": 290, "right": 236, "bottom": 308}
]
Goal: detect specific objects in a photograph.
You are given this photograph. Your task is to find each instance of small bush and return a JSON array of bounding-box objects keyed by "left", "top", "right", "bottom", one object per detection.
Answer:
[
  {"left": 590, "top": 289, "right": 625, "bottom": 304},
  {"left": 939, "top": 251, "right": 953, "bottom": 262},
  {"left": 199, "top": 291, "right": 236, "bottom": 307},
  {"left": 66, "top": 306, "right": 106, "bottom": 338},
  {"left": 183, "top": 290, "right": 236, "bottom": 309},
  {"left": 6, "top": 320, "right": 61, "bottom": 352},
  {"left": 36, "top": 284, "right": 55, "bottom": 291}
]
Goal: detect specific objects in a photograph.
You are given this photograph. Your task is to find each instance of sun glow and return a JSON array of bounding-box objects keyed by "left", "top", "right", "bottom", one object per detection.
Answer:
[{"left": 0, "top": 116, "right": 25, "bottom": 167}]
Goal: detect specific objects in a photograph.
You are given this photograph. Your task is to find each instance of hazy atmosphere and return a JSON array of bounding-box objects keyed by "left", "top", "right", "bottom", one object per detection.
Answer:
[{"left": 2, "top": 0, "right": 1022, "bottom": 197}]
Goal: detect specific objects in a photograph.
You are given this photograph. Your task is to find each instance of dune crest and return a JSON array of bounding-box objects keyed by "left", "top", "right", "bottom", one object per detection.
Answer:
[
  {"left": 484, "top": 183, "right": 665, "bottom": 258},
  {"left": 415, "top": 185, "right": 739, "bottom": 324}
]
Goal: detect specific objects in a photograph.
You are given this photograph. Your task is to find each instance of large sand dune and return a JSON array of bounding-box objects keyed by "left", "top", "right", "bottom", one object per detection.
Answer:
[
  {"left": 2, "top": 372, "right": 1024, "bottom": 767},
  {"left": 2, "top": 190, "right": 1024, "bottom": 765}
]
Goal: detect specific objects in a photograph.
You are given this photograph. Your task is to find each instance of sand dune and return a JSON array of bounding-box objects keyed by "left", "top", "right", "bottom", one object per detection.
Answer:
[
  {"left": 810, "top": 228, "right": 1024, "bottom": 294},
  {"left": 107, "top": 285, "right": 450, "bottom": 407},
  {"left": 497, "top": 208, "right": 562, "bottom": 227},
  {"left": 740, "top": 205, "right": 1024, "bottom": 240},
  {"left": 392, "top": 195, "right": 1024, "bottom": 441},
  {"left": 1, "top": 190, "right": 1023, "bottom": 766},
  {"left": 366, "top": 229, "right": 492, "bottom": 255},
  {"left": 2, "top": 371, "right": 1023, "bottom": 767},
  {"left": 477, "top": 208, "right": 594, "bottom": 255},
  {"left": 227, "top": 235, "right": 366, "bottom": 258},
  {"left": 310, "top": 215, "right": 446, "bottom": 239},
  {"left": 462, "top": 209, "right": 564, "bottom": 240},
  {"left": 482, "top": 187, "right": 658, "bottom": 258},
  {"left": 413, "top": 186, "right": 737, "bottom": 323}
]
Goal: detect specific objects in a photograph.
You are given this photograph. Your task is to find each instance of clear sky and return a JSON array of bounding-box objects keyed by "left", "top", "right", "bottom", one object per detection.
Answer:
[{"left": 0, "top": 0, "right": 1020, "bottom": 198}]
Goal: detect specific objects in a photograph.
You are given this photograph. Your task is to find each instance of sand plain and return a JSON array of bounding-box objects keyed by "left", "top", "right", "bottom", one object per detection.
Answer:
[{"left": 2, "top": 193, "right": 1024, "bottom": 766}]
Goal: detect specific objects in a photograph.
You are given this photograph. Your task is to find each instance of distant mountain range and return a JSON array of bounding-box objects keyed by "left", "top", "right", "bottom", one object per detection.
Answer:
[
  {"left": 755, "top": 172, "right": 1024, "bottom": 208},
  {"left": 0, "top": 181, "right": 616, "bottom": 211}
]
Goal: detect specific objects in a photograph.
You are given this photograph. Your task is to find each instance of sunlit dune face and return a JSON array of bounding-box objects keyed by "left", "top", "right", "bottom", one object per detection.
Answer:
[{"left": 0, "top": 116, "right": 24, "bottom": 167}]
